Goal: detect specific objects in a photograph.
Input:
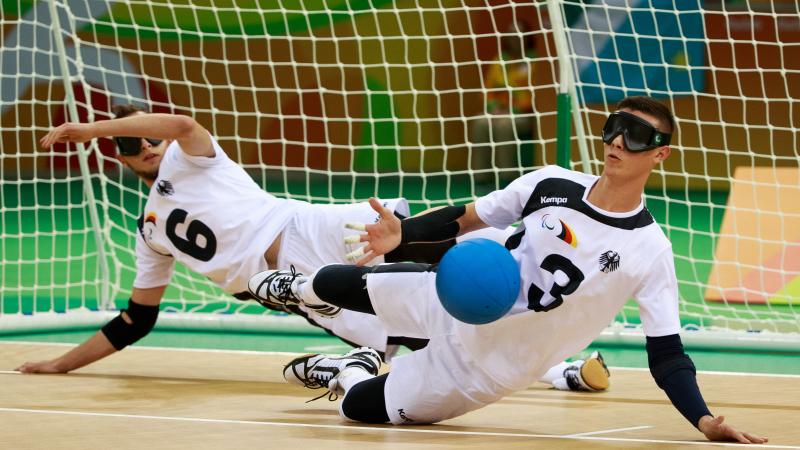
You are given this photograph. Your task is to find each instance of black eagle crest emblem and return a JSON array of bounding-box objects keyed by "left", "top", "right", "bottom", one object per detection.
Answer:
[
  {"left": 156, "top": 180, "right": 174, "bottom": 197},
  {"left": 599, "top": 251, "right": 620, "bottom": 273}
]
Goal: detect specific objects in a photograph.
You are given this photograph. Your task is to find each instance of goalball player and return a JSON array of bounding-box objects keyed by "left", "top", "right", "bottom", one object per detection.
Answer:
[
  {"left": 248, "top": 96, "right": 766, "bottom": 444},
  {"left": 17, "top": 105, "right": 609, "bottom": 394}
]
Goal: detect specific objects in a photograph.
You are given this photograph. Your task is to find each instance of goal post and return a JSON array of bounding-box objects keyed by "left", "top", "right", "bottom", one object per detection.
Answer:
[{"left": 1, "top": 0, "right": 798, "bottom": 349}]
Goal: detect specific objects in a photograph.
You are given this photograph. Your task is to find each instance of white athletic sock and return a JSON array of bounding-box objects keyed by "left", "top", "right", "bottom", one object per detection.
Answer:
[
  {"left": 295, "top": 270, "right": 330, "bottom": 308},
  {"left": 337, "top": 366, "right": 376, "bottom": 394},
  {"left": 539, "top": 360, "right": 573, "bottom": 385}
]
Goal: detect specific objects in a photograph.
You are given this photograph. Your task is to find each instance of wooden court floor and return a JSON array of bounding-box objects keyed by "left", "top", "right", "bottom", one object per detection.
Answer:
[{"left": 1, "top": 341, "right": 798, "bottom": 449}]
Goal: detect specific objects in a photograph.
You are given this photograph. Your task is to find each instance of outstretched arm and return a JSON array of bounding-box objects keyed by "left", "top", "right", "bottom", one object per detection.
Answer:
[
  {"left": 344, "top": 198, "right": 487, "bottom": 265},
  {"left": 647, "top": 334, "right": 766, "bottom": 444},
  {"left": 39, "top": 112, "right": 213, "bottom": 157},
  {"left": 16, "top": 286, "right": 166, "bottom": 374}
]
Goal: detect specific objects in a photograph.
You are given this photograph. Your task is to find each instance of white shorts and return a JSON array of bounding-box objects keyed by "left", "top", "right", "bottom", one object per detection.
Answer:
[
  {"left": 367, "top": 270, "right": 512, "bottom": 424},
  {"left": 277, "top": 199, "right": 410, "bottom": 351}
]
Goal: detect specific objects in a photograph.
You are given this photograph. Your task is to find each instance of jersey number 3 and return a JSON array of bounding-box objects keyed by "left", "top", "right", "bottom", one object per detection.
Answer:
[
  {"left": 166, "top": 209, "right": 217, "bottom": 261},
  {"left": 527, "top": 254, "right": 585, "bottom": 312}
]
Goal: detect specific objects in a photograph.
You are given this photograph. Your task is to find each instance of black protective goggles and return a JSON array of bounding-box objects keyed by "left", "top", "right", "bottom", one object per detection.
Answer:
[
  {"left": 601, "top": 111, "right": 671, "bottom": 152},
  {"left": 114, "top": 137, "right": 163, "bottom": 156}
]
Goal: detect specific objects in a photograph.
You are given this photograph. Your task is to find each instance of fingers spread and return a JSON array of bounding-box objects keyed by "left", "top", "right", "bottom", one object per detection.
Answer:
[
  {"left": 344, "top": 234, "right": 365, "bottom": 244},
  {"left": 40, "top": 134, "right": 53, "bottom": 149},
  {"left": 355, "top": 252, "right": 375, "bottom": 266},
  {"left": 732, "top": 431, "right": 751, "bottom": 444},
  {"left": 743, "top": 432, "right": 767, "bottom": 444},
  {"left": 740, "top": 431, "right": 765, "bottom": 444},
  {"left": 345, "top": 245, "right": 367, "bottom": 263},
  {"left": 368, "top": 197, "right": 382, "bottom": 212},
  {"left": 345, "top": 222, "right": 366, "bottom": 232}
]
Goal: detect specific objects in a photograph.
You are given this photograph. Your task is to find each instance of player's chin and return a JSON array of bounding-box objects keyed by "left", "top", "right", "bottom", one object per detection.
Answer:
[
  {"left": 602, "top": 158, "right": 623, "bottom": 173},
  {"left": 141, "top": 155, "right": 163, "bottom": 171},
  {"left": 134, "top": 165, "right": 160, "bottom": 181}
]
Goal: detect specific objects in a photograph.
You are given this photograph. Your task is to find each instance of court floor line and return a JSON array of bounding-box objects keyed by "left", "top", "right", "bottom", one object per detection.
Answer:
[
  {"left": 0, "top": 407, "right": 795, "bottom": 448},
  {"left": 565, "top": 425, "right": 653, "bottom": 437},
  {"left": 615, "top": 366, "right": 800, "bottom": 379},
  {"left": 2, "top": 340, "right": 798, "bottom": 378}
]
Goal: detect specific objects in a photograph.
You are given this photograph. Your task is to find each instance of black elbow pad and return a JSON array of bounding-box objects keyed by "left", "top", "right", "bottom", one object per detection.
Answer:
[
  {"left": 646, "top": 334, "right": 695, "bottom": 387},
  {"left": 101, "top": 299, "right": 159, "bottom": 350}
]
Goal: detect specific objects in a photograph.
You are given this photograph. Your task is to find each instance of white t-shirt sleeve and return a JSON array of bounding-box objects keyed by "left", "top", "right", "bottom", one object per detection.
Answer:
[
  {"left": 171, "top": 133, "right": 228, "bottom": 168},
  {"left": 633, "top": 247, "right": 682, "bottom": 337},
  {"left": 133, "top": 232, "right": 175, "bottom": 289},
  {"left": 475, "top": 167, "right": 550, "bottom": 229}
]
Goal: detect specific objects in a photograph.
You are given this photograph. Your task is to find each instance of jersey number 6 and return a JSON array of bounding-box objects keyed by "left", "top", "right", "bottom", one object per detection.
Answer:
[
  {"left": 166, "top": 209, "right": 217, "bottom": 262},
  {"left": 527, "top": 254, "right": 585, "bottom": 312}
]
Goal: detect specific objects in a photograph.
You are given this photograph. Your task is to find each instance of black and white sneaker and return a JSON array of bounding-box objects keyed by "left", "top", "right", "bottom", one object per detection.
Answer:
[
  {"left": 283, "top": 347, "right": 381, "bottom": 400},
  {"left": 563, "top": 351, "right": 611, "bottom": 392},
  {"left": 248, "top": 266, "right": 341, "bottom": 317}
]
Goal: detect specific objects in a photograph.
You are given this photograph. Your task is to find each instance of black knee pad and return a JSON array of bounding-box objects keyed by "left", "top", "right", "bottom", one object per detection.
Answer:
[
  {"left": 341, "top": 374, "right": 390, "bottom": 423},
  {"left": 313, "top": 264, "right": 375, "bottom": 314}
]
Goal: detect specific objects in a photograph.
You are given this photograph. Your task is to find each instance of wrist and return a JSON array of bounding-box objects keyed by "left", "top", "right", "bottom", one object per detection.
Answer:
[
  {"left": 52, "top": 357, "right": 71, "bottom": 373},
  {"left": 90, "top": 120, "right": 110, "bottom": 139},
  {"left": 399, "top": 205, "right": 465, "bottom": 245},
  {"left": 697, "top": 414, "right": 714, "bottom": 430}
]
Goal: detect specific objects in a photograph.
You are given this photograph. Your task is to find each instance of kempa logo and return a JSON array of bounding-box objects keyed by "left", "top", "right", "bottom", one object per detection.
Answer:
[
  {"left": 397, "top": 408, "right": 414, "bottom": 423},
  {"left": 541, "top": 196, "right": 568, "bottom": 205}
]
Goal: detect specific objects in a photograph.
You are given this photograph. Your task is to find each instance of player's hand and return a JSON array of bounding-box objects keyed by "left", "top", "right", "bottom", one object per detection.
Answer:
[
  {"left": 344, "top": 197, "right": 401, "bottom": 266},
  {"left": 15, "top": 359, "right": 67, "bottom": 374},
  {"left": 39, "top": 122, "right": 97, "bottom": 149},
  {"left": 698, "top": 415, "right": 767, "bottom": 444}
]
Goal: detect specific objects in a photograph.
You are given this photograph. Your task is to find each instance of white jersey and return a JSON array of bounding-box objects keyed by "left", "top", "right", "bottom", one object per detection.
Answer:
[
  {"left": 134, "top": 138, "right": 304, "bottom": 294},
  {"left": 460, "top": 165, "right": 680, "bottom": 391}
]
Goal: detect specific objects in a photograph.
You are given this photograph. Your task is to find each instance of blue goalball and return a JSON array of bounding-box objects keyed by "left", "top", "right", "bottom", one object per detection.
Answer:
[{"left": 435, "top": 238, "right": 520, "bottom": 325}]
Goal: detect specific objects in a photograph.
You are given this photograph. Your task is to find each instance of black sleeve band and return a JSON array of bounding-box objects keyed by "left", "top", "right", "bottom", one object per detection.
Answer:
[
  {"left": 647, "top": 334, "right": 712, "bottom": 428},
  {"left": 386, "top": 205, "right": 464, "bottom": 263},
  {"left": 400, "top": 205, "right": 465, "bottom": 245},
  {"left": 385, "top": 239, "right": 456, "bottom": 264},
  {"left": 101, "top": 299, "right": 160, "bottom": 351}
]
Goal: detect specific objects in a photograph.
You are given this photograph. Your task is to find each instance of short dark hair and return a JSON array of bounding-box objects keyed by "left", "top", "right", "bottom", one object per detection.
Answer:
[
  {"left": 615, "top": 96, "right": 675, "bottom": 135},
  {"left": 111, "top": 104, "right": 147, "bottom": 119}
]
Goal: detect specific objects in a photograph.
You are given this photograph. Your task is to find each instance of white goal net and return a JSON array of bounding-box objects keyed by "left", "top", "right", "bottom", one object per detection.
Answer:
[{"left": 1, "top": 0, "right": 798, "bottom": 348}]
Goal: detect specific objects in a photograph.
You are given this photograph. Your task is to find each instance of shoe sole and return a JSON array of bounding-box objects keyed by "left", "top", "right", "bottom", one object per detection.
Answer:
[{"left": 580, "top": 357, "right": 610, "bottom": 391}]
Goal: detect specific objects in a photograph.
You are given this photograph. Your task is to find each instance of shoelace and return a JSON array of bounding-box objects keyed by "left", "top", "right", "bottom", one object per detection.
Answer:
[
  {"left": 296, "top": 352, "right": 378, "bottom": 403},
  {"left": 563, "top": 366, "right": 583, "bottom": 391},
  {"left": 306, "top": 390, "right": 339, "bottom": 403},
  {"left": 267, "top": 265, "right": 302, "bottom": 305},
  {"left": 298, "top": 360, "right": 340, "bottom": 403}
]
